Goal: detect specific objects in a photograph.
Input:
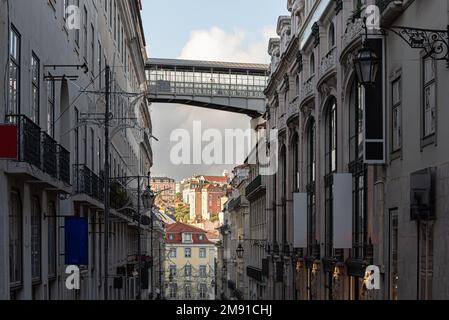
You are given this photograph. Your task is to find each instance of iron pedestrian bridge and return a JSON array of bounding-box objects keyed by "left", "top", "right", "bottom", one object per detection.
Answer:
[{"left": 146, "top": 58, "right": 269, "bottom": 118}]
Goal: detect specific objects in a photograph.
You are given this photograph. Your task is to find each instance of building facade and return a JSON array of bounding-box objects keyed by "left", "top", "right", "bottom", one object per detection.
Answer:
[
  {"left": 0, "top": 0, "right": 157, "bottom": 300},
  {"left": 164, "top": 222, "right": 216, "bottom": 300},
  {"left": 150, "top": 177, "right": 176, "bottom": 213},
  {"left": 220, "top": 0, "right": 449, "bottom": 301}
]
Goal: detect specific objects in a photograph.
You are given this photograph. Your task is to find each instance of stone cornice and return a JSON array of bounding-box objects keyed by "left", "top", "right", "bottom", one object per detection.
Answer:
[{"left": 266, "top": 36, "right": 299, "bottom": 97}]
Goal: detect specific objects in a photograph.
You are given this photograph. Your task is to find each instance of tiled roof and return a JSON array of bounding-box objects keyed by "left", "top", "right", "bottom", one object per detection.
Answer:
[{"left": 165, "top": 222, "right": 214, "bottom": 245}]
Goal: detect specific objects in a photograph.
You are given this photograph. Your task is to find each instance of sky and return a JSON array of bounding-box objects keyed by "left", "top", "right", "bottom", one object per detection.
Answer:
[{"left": 141, "top": 0, "right": 287, "bottom": 180}]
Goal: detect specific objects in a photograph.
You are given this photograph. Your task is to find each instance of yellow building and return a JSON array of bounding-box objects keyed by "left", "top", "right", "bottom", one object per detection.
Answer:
[{"left": 164, "top": 223, "right": 216, "bottom": 300}]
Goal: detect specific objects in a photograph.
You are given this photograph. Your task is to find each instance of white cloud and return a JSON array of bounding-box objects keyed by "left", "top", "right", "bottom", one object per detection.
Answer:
[{"left": 179, "top": 26, "right": 276, "bottom": 64}]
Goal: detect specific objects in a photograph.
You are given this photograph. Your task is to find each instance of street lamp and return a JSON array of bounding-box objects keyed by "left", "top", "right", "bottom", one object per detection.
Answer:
[
  {"left": 353, "top": 46, "right": 379, "bottom": 87},
  {"left": 236, "top": 243, "right": 244, "bottom": 259},
  {"left": 142, "top": 187, "right": 155, "bottom": 210}
]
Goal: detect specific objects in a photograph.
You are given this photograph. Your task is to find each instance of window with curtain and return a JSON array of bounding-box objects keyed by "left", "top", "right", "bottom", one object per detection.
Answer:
[{"left": 8, "top": 26, "right": 21, "bottom": 116}]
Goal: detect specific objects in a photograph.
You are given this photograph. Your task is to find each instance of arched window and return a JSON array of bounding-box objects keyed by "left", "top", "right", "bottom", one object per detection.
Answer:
[
  {"left": 349, "top": 80, "right": 367, "bottom": 274},
  {"left": 280, "top": 146, "right": 288, "bottom": 249},
  {"left": 310, "top": 53, "right": 315, "bottom": 76},
  {"left": 324, "top": 97, "right": 337, "bottom": 298},
  {"left": 306, "top": 117, "right": 316, "bottom": 300},
  {"left": 328, "top": 23, "right": 335, "bottom": 49},
  {"left": 292, "top": 133, "right": 300, "bottom": 191},
  {"left": 296, "top": 75, "right": 300, "bottom": 97}
]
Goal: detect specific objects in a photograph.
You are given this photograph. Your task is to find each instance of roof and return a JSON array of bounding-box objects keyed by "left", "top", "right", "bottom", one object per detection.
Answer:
[
  {"left": 201, "top": 176, "right": 229, "bottom": 184},
  {"left": 147, "top": 58, "right": 269, "bottom": 73},
  {"left": 166, "top": 222, "right": 214, "bottom": 245}
]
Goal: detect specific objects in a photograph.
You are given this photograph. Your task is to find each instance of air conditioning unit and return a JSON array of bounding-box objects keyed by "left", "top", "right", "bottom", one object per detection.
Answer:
[{"left": 410, "top": 168, "right": 436, "bottom": 221}]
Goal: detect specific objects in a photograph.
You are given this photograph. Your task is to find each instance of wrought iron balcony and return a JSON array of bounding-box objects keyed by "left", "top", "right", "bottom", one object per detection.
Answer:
[
  {"left": 6, "top": 115, "right": 41, "bottom": 169},
  {"left": 73, "top": 164, "right": 103, "bottom": 202},
  {"left": 41, "top": 132, "right": 57, "bottom": 178},
  {"left": 57, "top": 145, "right": 71, "bottom": 185},
  {"left": 246, "top": 266, "right": 263, "bottom": 282},
  {"left": 245, "top": 175, "right": 265, "bottom": 199}
]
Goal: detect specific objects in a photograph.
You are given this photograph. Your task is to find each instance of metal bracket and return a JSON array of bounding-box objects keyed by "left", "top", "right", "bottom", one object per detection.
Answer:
[{"left": 386, "top": 25, "right": 449, "bottom": 66}]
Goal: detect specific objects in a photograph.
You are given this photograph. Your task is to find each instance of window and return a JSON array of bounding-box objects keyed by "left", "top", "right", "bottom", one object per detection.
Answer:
[
  {"left": 389, "top": 209, "right": 398, "bottom": 300},
  {"left": 199, "top": 265, "right": 207, "bottom": 278},
  {"left": 199, "top": 283, "right": 207, "bottom": 299},
  {"left": 306, "top": 118, "right": 316, "bottom": 257},
  {"left": 48, "top": 202, "right": 57, "bottom": 278},
  {"left": 422, "top": 57, "right": 436, "bottom": 138},
  {"left": 392, "top": 77, "right": 402, "bottom": 151},
  {"left": 31, "top": 197, "right": 42, "bottom": 282},
  {"left": 74, "top": 0, "right": 80, "bottom": 46},
  {"left": 184, "top": 248, "right": 191, "bottom": 258},
  {"left": 91, "top": 24, "right": 95, "bottom": 75},
  {"left": 169, "top": 283, "right": 177, "bottom": 299},
  {"left": 310, "top": 53, "right": 315, "bottom": 76},
  {"left": 90, "top": 128, "right": 95, "bottom": 171},
  {"left": 325, "top": 98, "right": 337, "bottom": 258},
  {"left": 9, "top": 26, "right": 21, "bottom": 115},
  {"left": 198, "top": 234, "right": 204, "bottom": 241},
  {"left": 183, "top": 233, "right": 192, "bottom": 243},
  {"left": 31, "top": 53, "right": 40, "bottom": 124},
  {"left": 9, "top": 191, "right": 22, "bottom": 287},
  {"left": 169, "top": 248, "right": 177, "bottom": 258},
  {"left": 292, "top": 133, "right": 299, "bottom": 191},
  {"left": 328, "top": 23, "right": 335, "bottom": 49},
  {"left": 349, "top": 81, "right": 367, "bottom": 260},
  {"left": 47, "top": 77, "right": 55, "bottom": 137},
  {"left": 419, "top": 222, "right": 433, "bottom": 300},
  {"left": 169, "top": 265, "right": 177, "bottom": 277},
  {"left": 83, "top": 6, "right": 88, "bottom": 61},
  {"left": 169, "top": 234, "right": 174, "bottom": 241},
  {"left": 199, "top": 248, "right": 206, "bottom": 258},
  {"left": 184, "top": 265, "right": 192, "bottom": 277},
  {"left": 185, "top": 285, "right": 192, "bottom": 299}
]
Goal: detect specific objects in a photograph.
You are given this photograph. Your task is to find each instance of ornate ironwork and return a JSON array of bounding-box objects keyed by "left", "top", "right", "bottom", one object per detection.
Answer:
[{"left": 386, "top": 26, "right": 449, "bottom": 64}]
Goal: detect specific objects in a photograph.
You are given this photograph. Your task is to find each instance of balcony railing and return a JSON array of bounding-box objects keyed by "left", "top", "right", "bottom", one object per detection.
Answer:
[
  {"left": 73, "top": 164, "right": 104, "bottom": 202},
  {"left": 302, "top": 75, "right": 314, "bottom": 99},
  {"left": 5, "top": 115, "right": 71, "bottom": 184},
  {"left": 41, "top": 132, "right": 57, "bottom": 178},
  {"left": 245, "top": 175, "right": 265, "bottom": 199},
  {"left": 342, "top": 18, "right": 364, "bottom": 48},
  {"left": 320, "top": 47, "right": 336, "bottom": 75},
  {"left": 57, "top": 145, "right": 71, "bottom": 185},
  {"left": 6, "top": 115, "right": 41, "bottom": 168}
]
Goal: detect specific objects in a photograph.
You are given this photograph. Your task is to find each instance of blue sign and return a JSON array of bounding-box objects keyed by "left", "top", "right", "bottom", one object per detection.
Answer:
[{"left": 65, "top": 217, "right": 88, "bottom": 266}]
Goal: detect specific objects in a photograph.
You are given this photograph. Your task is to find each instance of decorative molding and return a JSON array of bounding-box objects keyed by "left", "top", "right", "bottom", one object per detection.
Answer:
[
  {"left": 342, "top": 18, "right": 363, "bottom": 49},
  {"left": 320, "top": 46, "right": 337, "bottom": 75},
  {"left": 334, "top": 0, "right": 343, "bottom": 14}
]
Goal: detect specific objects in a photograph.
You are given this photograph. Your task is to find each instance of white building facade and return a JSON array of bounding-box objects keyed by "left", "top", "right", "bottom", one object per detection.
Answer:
[{"left": 0, "top": 0, "right": 156, "bottom": 300}]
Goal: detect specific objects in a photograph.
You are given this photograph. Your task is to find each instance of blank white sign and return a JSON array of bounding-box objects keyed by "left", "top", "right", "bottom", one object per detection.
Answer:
[
  {"left": 333, "top": 173, "right": 353, "bottom": 249},
  {"left": 293, "top": 193, "right": 308, "bottom": 248}
]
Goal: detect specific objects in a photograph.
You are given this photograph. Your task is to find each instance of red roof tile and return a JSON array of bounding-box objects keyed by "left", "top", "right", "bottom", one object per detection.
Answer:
[{"left": 165, "top": 222, "right": 214, "bottom": 245}]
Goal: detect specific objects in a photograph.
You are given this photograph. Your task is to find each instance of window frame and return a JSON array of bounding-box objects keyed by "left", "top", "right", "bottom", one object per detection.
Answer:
[
  {"left": 8, "top": 25, "right": 21, "bottom": 116},
  {"left": 391, "top": 75, "right": 402, "bottom": 154},
  {"left": 421, "top": 54, "right": 437, "bottom": 147},
  {"left": 9, "top": 190, "right": 23, "bottom": 289}
]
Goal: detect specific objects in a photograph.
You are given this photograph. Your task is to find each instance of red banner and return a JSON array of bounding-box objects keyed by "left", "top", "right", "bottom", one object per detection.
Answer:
[{"left": 0, "top": 125, "right": 18, "bottom": 160}]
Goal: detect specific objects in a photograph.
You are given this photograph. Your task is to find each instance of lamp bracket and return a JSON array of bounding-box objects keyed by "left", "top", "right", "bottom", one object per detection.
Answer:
[{"left": 385, "top": 25, "right": 449, "bottom": 64}]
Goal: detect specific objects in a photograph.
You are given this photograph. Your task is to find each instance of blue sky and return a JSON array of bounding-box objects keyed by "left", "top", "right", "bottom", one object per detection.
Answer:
[
  {"left": 140, "top": 1, "right": 287, "bottom": 180},
  {"left": 141, "top": 0, "right": 286, "bottom": 59}
]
